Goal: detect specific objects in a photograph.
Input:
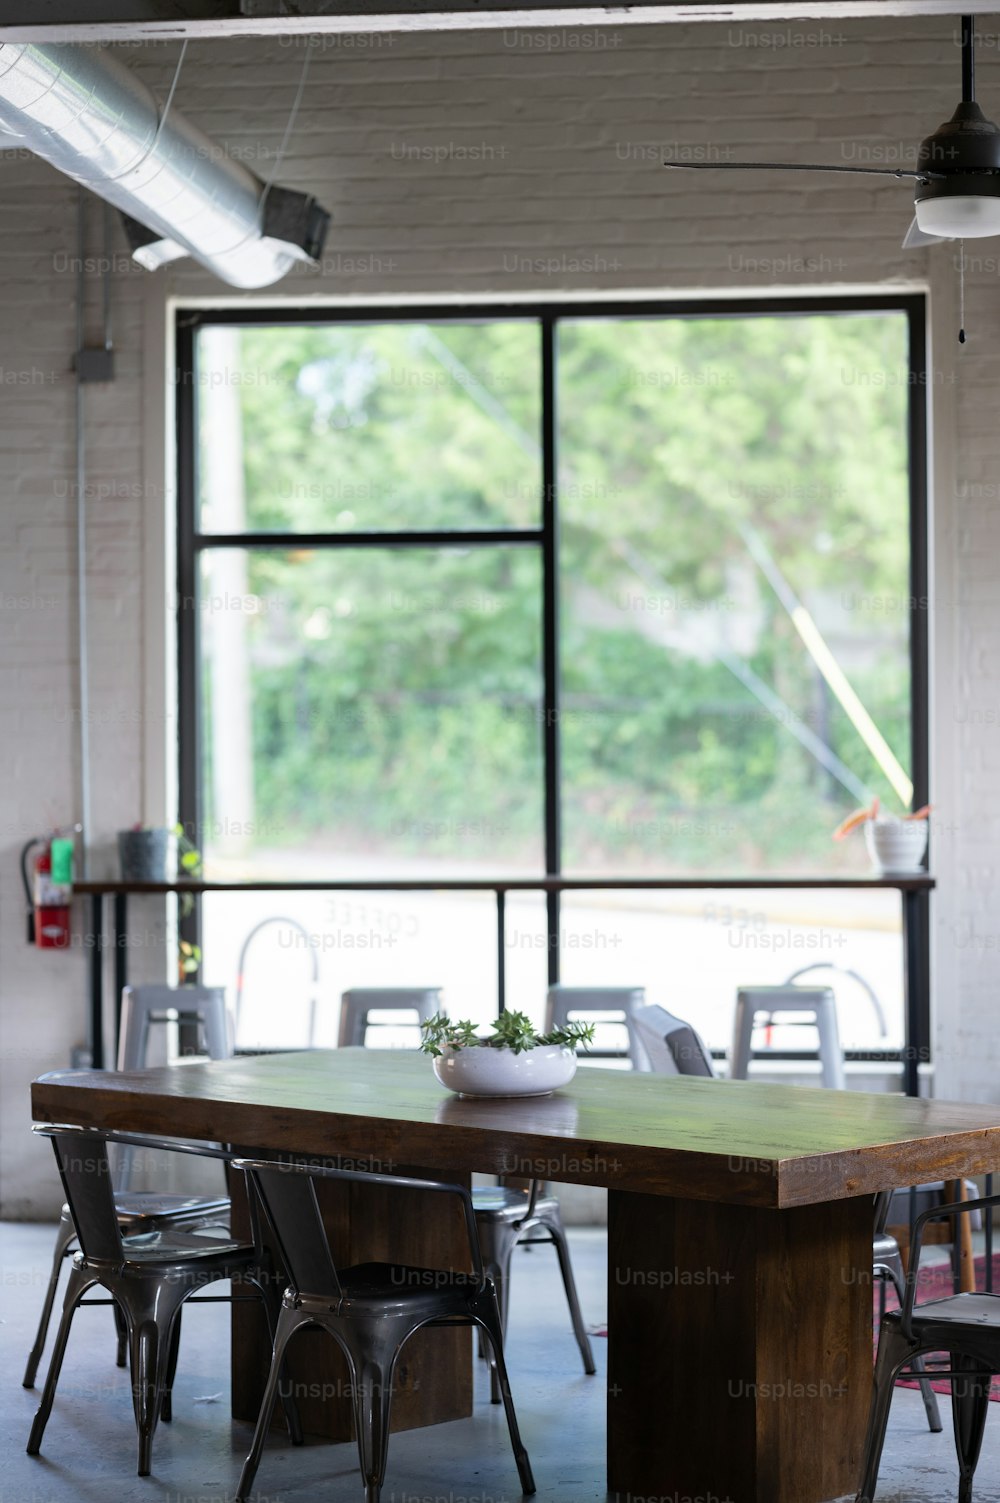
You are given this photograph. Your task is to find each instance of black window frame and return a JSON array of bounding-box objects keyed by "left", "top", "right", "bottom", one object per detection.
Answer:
[{"left": 175, "top": 293, "right": 929, "bottom": 1073}]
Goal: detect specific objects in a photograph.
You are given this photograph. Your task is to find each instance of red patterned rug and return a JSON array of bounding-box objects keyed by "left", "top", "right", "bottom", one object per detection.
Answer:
[{"left": 875, "top": 1253, "right": 1000, "bottom": 1401}]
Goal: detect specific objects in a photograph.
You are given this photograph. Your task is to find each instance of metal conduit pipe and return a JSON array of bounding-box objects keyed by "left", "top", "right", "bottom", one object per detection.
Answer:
[{"left": 0, "top": 41, "right": 328, "bottom": 288}]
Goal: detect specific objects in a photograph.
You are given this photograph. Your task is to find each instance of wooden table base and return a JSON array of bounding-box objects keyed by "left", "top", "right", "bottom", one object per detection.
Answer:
[
  {"left": 608, "top": 1190, "right": 873, "bottom": 1503},
  {"left": 232, "top": 1166, "right": 474, "bottom": 1439}
]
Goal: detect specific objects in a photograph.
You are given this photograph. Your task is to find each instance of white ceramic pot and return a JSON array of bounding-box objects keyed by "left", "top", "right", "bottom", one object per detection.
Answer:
[
  {"left": 864, "top": 816, "right": 928, "bottom": 874},
  {"left": 432, "top": 1043, "right": 577, "bottom": 1098}
]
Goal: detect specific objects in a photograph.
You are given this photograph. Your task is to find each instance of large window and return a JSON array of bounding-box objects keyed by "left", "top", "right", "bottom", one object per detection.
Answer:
[{"left": 177, "top": 298, "right": 926, "bottom": 1058}]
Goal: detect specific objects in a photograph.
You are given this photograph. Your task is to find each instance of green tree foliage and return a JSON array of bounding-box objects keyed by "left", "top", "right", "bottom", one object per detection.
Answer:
[{"left": 197, "top": 312, "right": 911, "bottom": 874}]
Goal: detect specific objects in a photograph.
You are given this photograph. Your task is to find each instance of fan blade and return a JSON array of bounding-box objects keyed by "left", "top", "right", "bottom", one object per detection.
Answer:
[
  {"left": 901, "top": 215, "right": 950, "bottom": 249},
  {"left": 663, "top": 161, "right": 932, "bottom": 181}
]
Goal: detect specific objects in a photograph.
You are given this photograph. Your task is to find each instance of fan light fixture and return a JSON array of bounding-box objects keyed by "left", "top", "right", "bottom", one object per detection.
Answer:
[
  {"left": 915, "top": 192, "right": 1000, "bottom": 238},
  {"left": 662, "top": 14, "right": 998, "bottom": 339}
]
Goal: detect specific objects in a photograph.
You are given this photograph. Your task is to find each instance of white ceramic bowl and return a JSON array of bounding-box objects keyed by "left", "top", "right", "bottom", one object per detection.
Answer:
[
  {"left": 864, "top": 816, "right": 928, "bottom": 874},
  {"left": 431, "top": 1043, "right": 577, "bottom": 1098}
]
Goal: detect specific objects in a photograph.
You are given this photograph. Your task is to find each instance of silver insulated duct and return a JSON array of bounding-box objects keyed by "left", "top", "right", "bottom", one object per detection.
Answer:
[{"left": 0, "top": 43, "right": 329, "bottom": 289}]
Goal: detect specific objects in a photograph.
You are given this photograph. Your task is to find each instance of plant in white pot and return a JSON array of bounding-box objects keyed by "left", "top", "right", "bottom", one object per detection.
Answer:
[
  {"left": 833, "top": 797, "right": 931, "bottom": 874},
  {"left": 420, "top": 1010, "right": 595, "bottom": 1098}
]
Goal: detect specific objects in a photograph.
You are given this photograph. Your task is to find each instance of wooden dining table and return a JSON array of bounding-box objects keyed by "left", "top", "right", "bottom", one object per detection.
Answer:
[{"left": 31, "top": 1049, "right": 1000, "bottom": 1503}]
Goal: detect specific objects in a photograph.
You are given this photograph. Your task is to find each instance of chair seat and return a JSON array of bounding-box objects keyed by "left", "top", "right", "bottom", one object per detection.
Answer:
[
  {"left": 886, "top": 1294, "right": 1000, "bottom": 1331},
  {"left": 346, "top": 1261, "right": 487, "bottom": 1300},
  {"left": 291, "top": 1262, "right": 489, "bottom": 1312},
  {"left": 102, "top": 1228, "right": 253, "bottom": 1264},
  {"left": 103, "top": 1193, "right": 231, "bottom": 1229},
  {"left": 472, "top": 1187, "right": 558, "bottom": 1220}
]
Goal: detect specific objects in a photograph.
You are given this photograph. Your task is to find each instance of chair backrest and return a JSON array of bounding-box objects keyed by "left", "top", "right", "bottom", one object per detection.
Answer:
[
  {"left": 630, "top": 1004, "right": 716, "bottom": 1078},
  {"left": 38, "top": 1126, "right": 124, "bottom": 1263},
  {"left": 236, "top": 1157, "right": 484, "bottom": 1300},
  {"left": 247, "top": 1163, "right": 343, "bottom": 1299}
]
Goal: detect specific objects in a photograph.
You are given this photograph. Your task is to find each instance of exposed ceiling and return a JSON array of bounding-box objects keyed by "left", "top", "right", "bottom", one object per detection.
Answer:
[{"left": 1, "top": 0, "right": 998, "bottom": 43}]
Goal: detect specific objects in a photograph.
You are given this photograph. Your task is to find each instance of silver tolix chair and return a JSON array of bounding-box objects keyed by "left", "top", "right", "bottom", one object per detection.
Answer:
[
  {"left": 232, "top": 1155, "right": 536, "bottom": 1503},
  {"left": 858, "top": 1189, "right": 1000, "bottom": 1503},
  {"left": 24, "top": 991, "right": 233, "bottom": 1389},
  {"left": 26, "top": 1125, "right": 301, "bottom": 1477}
]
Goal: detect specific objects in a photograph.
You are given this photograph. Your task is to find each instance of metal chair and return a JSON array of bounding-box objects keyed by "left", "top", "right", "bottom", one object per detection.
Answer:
[
  {"left": 545, "top": 984, "right": 649, "bottom": 1069},
  {"left": 338, "top": 986, "right": 442, "bottom": 1048},
  {"left": 25, "top": 1126, "right": 301, "bottom": 1477},
  {"left": 730, "top": 984, "right": 845, "bottom": 1089},
  {"left": 633, "top": 1005, "right": 945, "bottom": 1439},
  {"left": 858, "top": 1189, "right": 1000, "bottom": 1503},
  {"left": 474, "top": 1178, "right": 596, "bottom": 1402},
  {"left": 23, "top": 985, "right": 233, "bottom": 1388},
  {"left": 232, "top": 1155, "right": 536, "bottom": 1503},
  {"left": 630, "top": 1003, "right": 715, "bottom": 1077}
]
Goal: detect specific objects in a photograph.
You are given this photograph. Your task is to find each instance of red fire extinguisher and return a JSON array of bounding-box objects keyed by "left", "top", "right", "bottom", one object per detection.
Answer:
[{"left": 21, "top": 833, "right": 75, "bottom": 949}]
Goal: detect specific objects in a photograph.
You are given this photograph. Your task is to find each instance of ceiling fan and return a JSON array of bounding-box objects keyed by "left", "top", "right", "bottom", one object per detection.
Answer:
[{"left": 664, "top": 14, "right": 999, "bottom": 338}]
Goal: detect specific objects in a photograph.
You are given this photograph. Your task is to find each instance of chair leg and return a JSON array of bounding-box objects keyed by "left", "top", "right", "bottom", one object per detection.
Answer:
[
  {"left": 951, "top": 1355, "right": 993, "bottom": 1503},
  {"left": 487, "top": 1256, "right": 511, "bottom": 1406},
  {"left": 129, "top": 1319, "right": 164, "bottom": 1475},
  {"left": 545, "top": 1213, "right": 596, "bottom": 1377},
  {"left": 855, "top": 1323, "right": 914, "bottom": 1503},
  {"left": 114, "top": 1298, "right": 128, "bottom": 1367},
  {"left": 351, "top": 1353, "right": 397, "bottom": 1503},
  {"left": 22, "top": 1212, "right": 77, "bottom": 1389},
  {"left": 910, "top": 1352, "right": 943, "bottom": 1434},
  {"left": 250, "top": 1270, "right": 303, "bottom": 1445},
  {"left": 475, "top": 1220, "right": 514, "bottom": 1406},
  {"left": 160, "top": 1308, "right": 182, "bottom": 1424},
  {"left": 126, "top": 1284, "right": 187, "bottom": 1478},
  {"left": 475, "top": 1297, "right": 536, "bottom": 1497},
  {"left": 236, "top": 1305, "right": 300, "bottom": 1503},
  {"left": 26, "top": 1264, "right": 98, "bottom": 1456}
]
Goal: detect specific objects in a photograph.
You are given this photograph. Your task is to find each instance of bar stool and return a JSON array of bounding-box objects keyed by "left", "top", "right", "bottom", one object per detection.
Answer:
[
  {"left": 118, "top": 984, "right": 231, "bottom": 1072},
  {"left": 545, "top": 984, "right": 649, "bottom": 1070},
  {"left": 337, "top": 987, "right": 442, "bottom": 1048},
  {"left": 729, "top": 985, "right": 845, "bottom": 1089}
]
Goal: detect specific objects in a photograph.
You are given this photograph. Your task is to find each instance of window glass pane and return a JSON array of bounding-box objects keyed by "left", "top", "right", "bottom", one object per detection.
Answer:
[
  {"left": 557, "top": 312, "right": 912, "bottom": 875},
  {"left": 559, "top": 888, "right": 904, "bottom": 1055},
  {"left": 195, "top": 321, "right": 541, "bottom": 533},
  {"left": 197, "top": 546, "right": 543, "bottom": 878},
  {"left": 200, "top": 890, "right": 499, "bottom": 1051}
]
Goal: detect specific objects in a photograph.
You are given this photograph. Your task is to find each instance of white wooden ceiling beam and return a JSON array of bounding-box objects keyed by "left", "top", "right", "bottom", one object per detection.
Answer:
[{"left": 0, "top": 0, "right": 996, "bottom": 44}]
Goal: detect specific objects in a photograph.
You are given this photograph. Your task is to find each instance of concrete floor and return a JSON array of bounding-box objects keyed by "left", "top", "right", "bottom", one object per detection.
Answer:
[{"left": 1, "top": 1221, "right": 997, "bottom": 1503}]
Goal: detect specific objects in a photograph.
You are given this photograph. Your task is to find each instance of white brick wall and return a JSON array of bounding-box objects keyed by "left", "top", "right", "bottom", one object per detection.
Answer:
[{"left": 1, "top": 14, "right": 995, "bottom": 1216}]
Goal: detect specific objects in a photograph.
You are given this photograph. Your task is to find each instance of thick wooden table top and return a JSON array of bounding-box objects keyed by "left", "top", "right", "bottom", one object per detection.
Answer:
[{"left": 31, "top": 1049, "right": 1000, "bottom": 1210}]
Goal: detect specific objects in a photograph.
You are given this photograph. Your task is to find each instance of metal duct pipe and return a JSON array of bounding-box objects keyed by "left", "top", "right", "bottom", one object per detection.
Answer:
[{"left": 0, "top": 42, "right": 328, "bottom": 288}]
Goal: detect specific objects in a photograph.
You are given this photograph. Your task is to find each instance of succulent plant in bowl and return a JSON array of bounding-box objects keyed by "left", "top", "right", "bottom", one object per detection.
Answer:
[{"left": 420, "top": 1010, "right": 596, "bottom": 1098}]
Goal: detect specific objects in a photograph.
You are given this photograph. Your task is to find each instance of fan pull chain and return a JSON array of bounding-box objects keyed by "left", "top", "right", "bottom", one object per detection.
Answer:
[{"left": 959, "top": 239, "right": 966, "bottom": 344}]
